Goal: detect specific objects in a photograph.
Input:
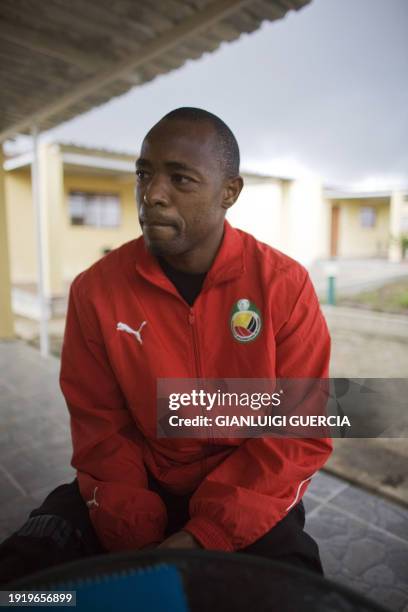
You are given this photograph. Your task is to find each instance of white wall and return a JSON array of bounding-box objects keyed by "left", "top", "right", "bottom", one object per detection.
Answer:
[
  {"left": 283, "top": 177, "right": 329, "bottom": 266},
  {"left": 227, "top": 176, "right": 329, "bottom": 266},
  {"left": 227, "top": 179, "right": 283, "bottom": 250}
]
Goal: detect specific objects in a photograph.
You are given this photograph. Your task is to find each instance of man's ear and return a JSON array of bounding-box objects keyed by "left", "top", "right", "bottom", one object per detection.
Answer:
[{"left": 222, "top": 176, "right": 244, "bottom": 210}]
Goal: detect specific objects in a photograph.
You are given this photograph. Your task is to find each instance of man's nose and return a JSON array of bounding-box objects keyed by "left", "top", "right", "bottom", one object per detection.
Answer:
[{"left": 144, "top": 174, "right": 169, "bottom": 207}]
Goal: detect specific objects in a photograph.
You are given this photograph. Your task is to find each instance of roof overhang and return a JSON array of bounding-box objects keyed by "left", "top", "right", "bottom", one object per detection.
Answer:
[
  {"left": 0, "top": 0, "right": 311, "bottom": 142},
  {"left": 4, "top": 143, "right": 286, "bottom": 181},
  {"left": 325, "top": 190, "right": 393, "bottom": 200}
]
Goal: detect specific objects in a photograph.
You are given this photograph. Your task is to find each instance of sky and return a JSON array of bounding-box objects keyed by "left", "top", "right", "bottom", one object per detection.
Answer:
[{"left": 8, "top": 0, "right": 408, "bottom": 188}]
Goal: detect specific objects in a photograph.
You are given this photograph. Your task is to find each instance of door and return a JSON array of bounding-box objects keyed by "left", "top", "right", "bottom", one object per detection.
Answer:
[{"left": 330, "top": 205, "right": 340, "bottom": 257}]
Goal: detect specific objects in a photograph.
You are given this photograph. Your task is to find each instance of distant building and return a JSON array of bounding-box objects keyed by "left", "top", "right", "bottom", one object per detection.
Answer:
[
  {"left": 5, "top": 143, "right": 139, "bottom": 318},
  {"left": 4, "top": 143, "right": 408, "bottom": 319},
  {"left": 325, "top": 187, "right": 408, "bottom": 262}
]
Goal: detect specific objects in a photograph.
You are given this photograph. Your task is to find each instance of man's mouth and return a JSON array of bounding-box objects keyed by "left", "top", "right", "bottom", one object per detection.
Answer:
[
  {"left": 144, "top": 222, "right": 173, "bottom": 227},
  {"left": 141, "top": 219, "right": 178, "bottom": 240},
  {"left": 141, "top": 218, "right": 176, "bottom": 228}
]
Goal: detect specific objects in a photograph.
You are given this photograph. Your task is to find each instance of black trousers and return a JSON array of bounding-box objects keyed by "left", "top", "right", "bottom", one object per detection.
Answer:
[{"left": 0, "top": 476, "right": 322, "bottom": 585}]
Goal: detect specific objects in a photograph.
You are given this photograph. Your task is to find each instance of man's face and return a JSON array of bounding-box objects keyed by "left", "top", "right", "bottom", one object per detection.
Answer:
[{"left": 135, "top": 119, "right": 230, "bottom": 258}]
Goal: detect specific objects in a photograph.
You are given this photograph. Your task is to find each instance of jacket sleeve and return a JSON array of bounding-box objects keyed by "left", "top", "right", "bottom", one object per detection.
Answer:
[
  {"left": 184, "top": 270, "right": 332, "bottom": 551},
  {"left": 60, "top": 277, "right": 167, "bottom": 552}
]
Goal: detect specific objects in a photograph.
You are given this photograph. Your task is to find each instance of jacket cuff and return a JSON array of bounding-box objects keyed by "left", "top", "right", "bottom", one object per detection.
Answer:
[{"left": 184, "top": 516, "right": 234, "bottom": 552}]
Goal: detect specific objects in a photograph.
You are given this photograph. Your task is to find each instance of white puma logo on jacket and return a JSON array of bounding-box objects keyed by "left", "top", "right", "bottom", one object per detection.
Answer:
[
  {"left": 86, "top": 487, "right": 99, "bottom": 508},
  {"left": 117, "top": 321, "right": 147, "bottom": 345}
]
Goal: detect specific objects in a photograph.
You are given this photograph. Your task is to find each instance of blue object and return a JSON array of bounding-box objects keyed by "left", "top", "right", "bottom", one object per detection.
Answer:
[
  {"left": 45, "top": 564, "right": 189, "bottom": 612},
  {"left": 327, "top": 276, "right": 336, "bottom": 305}
]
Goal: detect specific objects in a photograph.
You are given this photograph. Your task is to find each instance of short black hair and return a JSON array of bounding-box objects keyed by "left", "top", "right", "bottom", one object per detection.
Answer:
[{"left": 159, "top": 107, "right": 240, "bottom": 178}]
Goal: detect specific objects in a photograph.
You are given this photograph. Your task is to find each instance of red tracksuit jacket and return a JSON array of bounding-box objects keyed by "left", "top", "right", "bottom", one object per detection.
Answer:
[{"left": 60, "top": 221, "right": 332, "bottom": 552}]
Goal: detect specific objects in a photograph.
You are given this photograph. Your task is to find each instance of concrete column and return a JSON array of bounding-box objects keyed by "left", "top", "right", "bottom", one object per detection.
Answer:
[
  {"left": 0, "top": 146, "right": 14, "bottom": 338},
  {"left": 31, "top": 127, "right": 49, "bottom": 356},
  {"left": 388, "top": 191, "right": 404, "bottom": 262},
  {"left": 39, "top": 143, "right": 65, "bottom": 299}
]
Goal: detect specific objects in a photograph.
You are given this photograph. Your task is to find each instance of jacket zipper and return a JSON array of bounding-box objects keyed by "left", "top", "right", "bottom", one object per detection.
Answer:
[
  {"left": 188, "top": 309, "right": 201, "bottom": 378},
  {"left": 188, "top": 309, "right": 212, "bottom": 478}
]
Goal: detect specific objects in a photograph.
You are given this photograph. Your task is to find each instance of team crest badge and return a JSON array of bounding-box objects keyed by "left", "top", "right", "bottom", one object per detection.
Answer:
[{"left": 230, "top": 298, "right": 262, "bottom": 343}]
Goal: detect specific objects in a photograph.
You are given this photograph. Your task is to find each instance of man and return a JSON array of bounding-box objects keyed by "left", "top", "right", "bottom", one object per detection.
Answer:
[{"left": 0, "top": 108, "right": 331, "bottom": 582}]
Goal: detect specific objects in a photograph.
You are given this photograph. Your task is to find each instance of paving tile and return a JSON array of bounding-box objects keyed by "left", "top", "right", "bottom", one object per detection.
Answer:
[
  {"left": 303, "top": 493, "right": 321, "bottom": 514},
  {"left": 28, "top": 387, "right": 67, "bottom": 410},
  {"left": 308, "top": 505, "right": 408, "bottom": 612},
  {"left": 0, "top": 453, "right": 50, "bottom": 494},
  {"left": 29, "top": 468, "right": 75, "bottom": 496},
  {"left": 1, "top": 453, "right": 74, "bottom": 499},
  {"left": 19, "top": 418, "right": 71, "bottom": 450},
  {"left": 3, "top": 435, "right": 70, "bottom": 471},
  {"left": 307, "top": 470, "right": 350, "bottom": 502},
  {"left": 0, "top": 383, "right": 22, "bottom": 405},
  {"left": 0, "top": 424, "right": 71, "bottom": 464},
  {"left": 330, "top": 485, "right": 408, "bottom": 543},
  {"left": 0, "top": 467, "right": 26, "bottom": 503},
  {"left": 30, "top": 478, "right": 75, "bottom": 506},
  {"left": 0, "top": 446, "right": 72, "bottom": 492},
  {"left": 29, "top": 441, "right": 72, "bottom": 466},
  {"left": 0, "top": 427, "right": 38, "bottom": 461},
  {"left": 0, "top": 495, "right": 39, "bottom": 543}
]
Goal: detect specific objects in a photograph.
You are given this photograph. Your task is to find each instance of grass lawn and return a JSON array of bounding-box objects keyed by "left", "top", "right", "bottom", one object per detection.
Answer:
[{"left": 338, "top": 279, "right": 408, "bottom": 314}]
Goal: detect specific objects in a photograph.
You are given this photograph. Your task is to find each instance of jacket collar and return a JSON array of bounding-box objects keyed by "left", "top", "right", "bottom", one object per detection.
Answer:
[{"left": 134, "top": 220, "right": 245, "bottom": 294}]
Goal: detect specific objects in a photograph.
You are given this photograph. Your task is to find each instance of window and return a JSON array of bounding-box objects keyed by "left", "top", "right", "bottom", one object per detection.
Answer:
[
  {"left": 360, "top": 206, "right": 376, "bottom": 228},
  {"left": 68, "top": 191, "right": 121, "bottom": 227}
]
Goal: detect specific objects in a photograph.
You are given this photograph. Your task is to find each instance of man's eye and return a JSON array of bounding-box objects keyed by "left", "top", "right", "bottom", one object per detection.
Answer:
[
  {"left": 136, "top": 169, "right": 147, "bottom": 179},
  {"left": 172, "top": 174, "right": 190, "bottom": 185}
]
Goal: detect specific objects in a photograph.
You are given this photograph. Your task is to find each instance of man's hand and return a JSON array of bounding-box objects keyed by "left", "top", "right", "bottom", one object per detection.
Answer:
[{"left": 158, "top": 530, "right": 202, "bottom": 550}]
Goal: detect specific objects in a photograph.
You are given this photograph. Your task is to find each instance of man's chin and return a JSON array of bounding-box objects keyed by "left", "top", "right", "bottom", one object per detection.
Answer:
[
  {"left": 144, "top": 236, "right": 179, "bottom": 258},
  {"left": 146, "top": 242, "right": 168, "bottom": 257}
]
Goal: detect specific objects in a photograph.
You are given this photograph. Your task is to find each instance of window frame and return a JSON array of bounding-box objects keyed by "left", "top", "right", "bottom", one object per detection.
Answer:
[
  {"left": 359, "top": 205, "right": 376, "bottom": 229},
  {"left": 68, "top": 190, "right": 122, "bottom": 228}
]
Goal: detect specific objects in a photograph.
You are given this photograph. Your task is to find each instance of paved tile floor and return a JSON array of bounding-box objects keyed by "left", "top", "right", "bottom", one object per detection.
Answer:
[
  {"left": 0, "top": 340, "right": 407, "bottom": 611},
  {"left": 309, "top": 258, "right": 408, "bottom": 298}
]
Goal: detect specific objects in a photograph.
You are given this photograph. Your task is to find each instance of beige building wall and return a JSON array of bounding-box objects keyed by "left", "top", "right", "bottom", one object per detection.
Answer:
[
  {"left": 334, "top": 199, "right": 389, "bottom": 258},
  {"left": 62, "top": 173, "right": 141, "bottom": 284},
  {"left": 5, "top": 159, "right": 142, "bottom": 295},
  {"left": 389, "top": 191, "right": 405, "bottom": 262},
  {"left": 5, "top": 168, "right": 37, "bottom": 285}
]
